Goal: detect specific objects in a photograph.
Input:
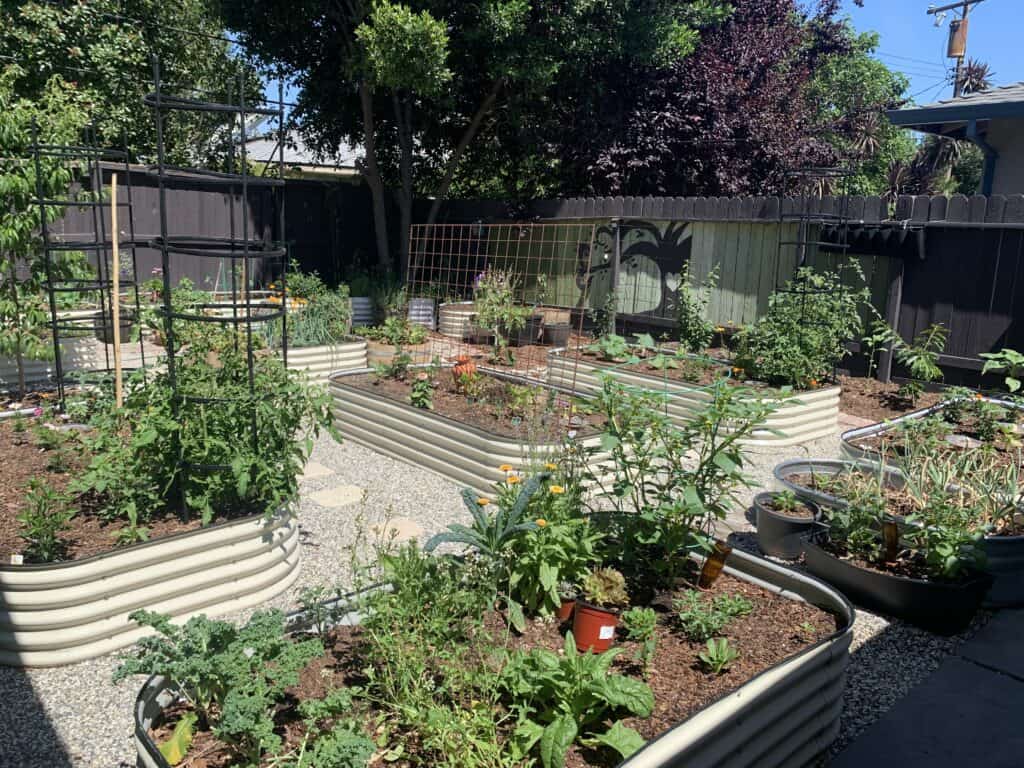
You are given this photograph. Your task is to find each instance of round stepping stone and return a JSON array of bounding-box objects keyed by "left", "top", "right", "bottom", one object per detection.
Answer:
[
  {"left": 372, "top": 517, "right": 425, "bottom": 543},
  {"left": 308, "top": 485, "right": 365, "bottom": 508}
]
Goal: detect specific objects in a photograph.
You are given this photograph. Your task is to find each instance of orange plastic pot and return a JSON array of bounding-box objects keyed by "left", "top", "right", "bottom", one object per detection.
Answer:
[
  {"left": 557, "top": 598, "right": 575, "bottom": 622},
  {"left": 572, "top": 600, "right": 619, "bottom": 652}
]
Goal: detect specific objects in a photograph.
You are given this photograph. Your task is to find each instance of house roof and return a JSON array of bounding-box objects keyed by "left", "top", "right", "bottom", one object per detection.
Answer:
[
  {"left": 887, "top": 82, "right": 1024, "bottom": 136},
  {"left": 245, "top": 131, "right": 360, "bottom": 170}
]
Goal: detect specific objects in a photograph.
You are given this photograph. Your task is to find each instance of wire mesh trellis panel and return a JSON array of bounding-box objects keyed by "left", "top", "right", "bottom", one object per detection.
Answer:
[{"left": 407, "top": 222, "right": 606, "bottom": 386}]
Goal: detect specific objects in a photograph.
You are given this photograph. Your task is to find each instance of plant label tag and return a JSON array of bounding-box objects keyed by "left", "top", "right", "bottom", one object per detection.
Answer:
[
  {"left": 599, "top": 625, "right": 615, "bottom": 640},
  {"left": 10, "top": 554, "right": 23, "bottom": 565}
]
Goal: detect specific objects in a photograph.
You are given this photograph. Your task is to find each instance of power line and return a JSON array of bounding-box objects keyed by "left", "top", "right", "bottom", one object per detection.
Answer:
[{"left": 876, "top": 51, "right": 948, "bottom": 70}]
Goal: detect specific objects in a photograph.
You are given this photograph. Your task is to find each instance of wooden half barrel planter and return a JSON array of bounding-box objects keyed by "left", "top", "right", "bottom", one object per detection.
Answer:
[
  {"left": 329, "top": 368, "right": 612, "bottom": 498},
  {"left": 546, "top": 349, "right": 839, "bottom": 448},
  {"left": 283, "top": 338, "right": 368, "bottom": 385},
  {"left": 0, "top": 509, "right": 300, "bottom": 667},
  {"left": 134, "top": 548, "right": 854, "bottom": 768},
  {"left": 839, "top": 399, "right": 1024, "bottom": 609}
]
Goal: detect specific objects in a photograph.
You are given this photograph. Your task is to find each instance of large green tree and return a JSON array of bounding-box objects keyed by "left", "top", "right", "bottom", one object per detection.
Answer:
[
  {"left": 1, "top": 0, "right": 257, "bottom": 163},
  {"left": 222, "top": 0, "right": 729, "bottom": 272}
]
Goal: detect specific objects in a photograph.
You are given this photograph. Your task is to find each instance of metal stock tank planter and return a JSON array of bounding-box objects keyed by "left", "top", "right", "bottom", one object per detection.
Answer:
[
  {"left": 546, "top": 349, "right": 839, "bottom": 448},
  {"left": 133, "top": 548, "right": 855, "bottom": 768},
  {"left": 328, "top": 368, "right": 612, "bottom": 497},
  {"left": 0, "top": 509, "right": 299, "bottom": 667},
  {"left": 284, "top": 338, "right": 368, "bottom": 385}
]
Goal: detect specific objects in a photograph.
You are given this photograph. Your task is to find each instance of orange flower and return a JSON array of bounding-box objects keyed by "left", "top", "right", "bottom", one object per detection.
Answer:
[
  {"left": 809, "top": 379, "right": 818, "bottom": 388},
  {"left": 544, "top": 462, "right": 558, "bottom": 471},
  {"left": 507, "top": 475, "right": 521, "bottom": 485},
  {"left": 975, "top": 393, "right": 984, "bottom": 400},
  {"left": 535, "top": 518, "right": 547, "bottom": 527},
  {"left": 550, "top": 485, "right": 565, "bottom": 495},
  {"left": 477, "top": 497, "right": 490, "bottom": 506},
  {"left": 732, "top": 366, "right": 743, "bottom": 375},
  {"left": 498, "top": 463, "right": 514, "bottom": 472}
]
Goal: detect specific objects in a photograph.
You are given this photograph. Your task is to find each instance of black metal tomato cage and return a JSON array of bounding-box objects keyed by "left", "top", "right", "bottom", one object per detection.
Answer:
[
  {"left": 146, "top": 55, "right": 289, "bottom": 515},
  {"left": 30, "top": 123, "right": 148, "bottom": 404}
]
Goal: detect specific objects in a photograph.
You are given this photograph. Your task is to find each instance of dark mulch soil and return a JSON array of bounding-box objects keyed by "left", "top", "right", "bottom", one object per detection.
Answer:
[
  {"left": 149, "top": 573, "right": 836, "bottom": 768},
  {"left": 344, "top": 370, "right": 602, "bottom": 440},
  {"left": 0, "top": 420, "right": 207, "bottom": 565},
  {"left": 814, "top": 537, "right": 942, "bottom": 582},
  {"left": 838, "top": 375, "right": 942, "bottom": 422}
]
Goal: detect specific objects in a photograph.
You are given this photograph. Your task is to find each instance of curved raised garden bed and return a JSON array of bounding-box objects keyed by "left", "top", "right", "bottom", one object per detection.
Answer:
[
  {"left": 804, "top": 532, "right": 990, "bottom": 635},
  {"left": 329, "top": 368, "right": 613, "bottom": 497},
  {"left": 134, "top": 547, "right": 854, "bottom": 768},
  {"left": 839, "top": 400, "right": 1024, "bottom": 608},
  {"left": 284, "top": 340, "right": 367, "bottom": 385},
  {"left": 0, "top": 509, "right": 299, "bottom": 667},
  {"left": 547, "top": 350, "right": 839, "bottom": 448},
  {"left": 773, "top": 458, "right": 906, "bottom": 510}
]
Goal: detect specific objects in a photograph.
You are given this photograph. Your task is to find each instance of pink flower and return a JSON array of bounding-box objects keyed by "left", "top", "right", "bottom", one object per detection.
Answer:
[{"left": 32, "top": 407, "right": 43, "bottom": 418}]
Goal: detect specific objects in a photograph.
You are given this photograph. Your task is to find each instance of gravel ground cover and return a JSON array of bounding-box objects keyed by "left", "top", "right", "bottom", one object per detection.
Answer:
[{"left": 0, "top": 425, "right": 987, "bottom": 767}]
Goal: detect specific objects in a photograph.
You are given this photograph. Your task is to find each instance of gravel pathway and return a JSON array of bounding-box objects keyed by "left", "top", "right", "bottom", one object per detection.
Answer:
[{"left": 0, "top": 425, "right": 988, "bottom": 767}]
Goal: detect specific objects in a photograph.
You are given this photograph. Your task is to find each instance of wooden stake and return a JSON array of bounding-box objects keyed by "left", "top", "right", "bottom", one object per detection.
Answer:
[{"left": 110, "top": 173, "right": 123, "bottom": 408}]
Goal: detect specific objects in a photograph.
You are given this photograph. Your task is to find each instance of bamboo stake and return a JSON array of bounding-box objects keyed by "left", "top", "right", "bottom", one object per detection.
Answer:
[{"left": 110, "top": 173, "right": 123, "bottom": 407}]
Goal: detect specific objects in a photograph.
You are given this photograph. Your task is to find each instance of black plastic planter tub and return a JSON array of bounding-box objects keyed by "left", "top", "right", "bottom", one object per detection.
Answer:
[
  {"left": 803, "top": 534, "right": 991, "bottom": 635},
  {"left": 754, "top": 492, "right": 820, "bottom": 559}
]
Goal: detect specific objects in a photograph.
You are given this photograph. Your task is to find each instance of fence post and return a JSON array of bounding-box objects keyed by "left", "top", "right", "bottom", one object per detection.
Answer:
[
  {"left": 877, "top": 257, "right": 905, "bottom": 383},
  {"left": 610, "top": 218, "right": 621, "bottom": 332}
]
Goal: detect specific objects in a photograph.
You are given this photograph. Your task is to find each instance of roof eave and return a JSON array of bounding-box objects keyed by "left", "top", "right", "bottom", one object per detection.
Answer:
[{"left": 887, "top": 100, "right": 1024, "bottom": 127}]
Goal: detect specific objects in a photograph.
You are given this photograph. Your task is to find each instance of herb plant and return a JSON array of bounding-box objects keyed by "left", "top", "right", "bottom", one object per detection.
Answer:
[
  {"left": 698, "top": 638, "right": 738, "bottom": 675},
  {"left": 585, "top": 334, "right": 632, "bottom": 362},
  {"left": 500, "top": 631, "right": 653, "bottom": 768},
  {"left": 676, "top": 262, "right": 719, "bottom": 353},
  {"left": 581, "top": 567, "right": 629, "bottom": 608},
  {"left": 473, "top": 268, "right": 527, "bottom": 364},
  {"left": 355, "top": 316, "right": 427, "bottom": 346},
  {"left": 674, "top": 590, "right": 752, "bottom": 642},
  {"left": 621, "top": 607, "right": 658, "bottom": 677},
  {"left": 981, "top": 348, "right": 1024, "bottom": 394},
  {"left": 409, "top": 372, "right": 434, "bottom": 409},
  {"left": 17, "top": 479, "right": 75, "bottom": 563}
]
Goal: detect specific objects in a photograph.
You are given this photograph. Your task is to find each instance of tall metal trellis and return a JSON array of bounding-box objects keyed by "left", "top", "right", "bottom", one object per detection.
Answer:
[
  {"left": 30, "top": 124, "right": 148, "bottom": 405},
  {"left": 141, "top": 56, "right": 289, "bottom": 514}
]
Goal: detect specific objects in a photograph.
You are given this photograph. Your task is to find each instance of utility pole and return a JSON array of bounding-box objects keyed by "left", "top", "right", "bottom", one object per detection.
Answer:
[{"left": 928, "top": 0, "right": 986, "bottom": 98}]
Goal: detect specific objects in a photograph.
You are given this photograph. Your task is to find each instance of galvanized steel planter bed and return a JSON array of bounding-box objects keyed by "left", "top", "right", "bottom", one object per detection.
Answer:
[
  {"left": 773, "top": 458, "right": 906, "bottom": 511},
  {"left": 284, "top": 340, "right": 367, "bottom": 385},
  {"left": 133, "top": 547, "right": 854, "bottom": 768},
  {"left": 329, "top": 368, "right": 612, "bottom": 498},
  {"left": 547, "top": 350, "right": 839, "bottom": 447},
  {"left": 0, "top": 509, "right": 299, "bottom": 667}
]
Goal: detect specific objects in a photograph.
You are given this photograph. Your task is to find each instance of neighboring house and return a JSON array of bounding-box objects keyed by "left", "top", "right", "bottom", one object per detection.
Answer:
[
  {"left": 887, "top": 82, "right": 1024, "bottom": 195},
  {"left": 245, "top": 131, "right": 361, "bottom": 180}
]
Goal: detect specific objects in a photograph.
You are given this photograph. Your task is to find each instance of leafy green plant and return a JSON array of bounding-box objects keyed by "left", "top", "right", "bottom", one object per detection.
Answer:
[
  {"left": 676, "top": 262, "right": 719, "bottom": 353},
  {"left": 698, "top": 637, "right": 738, "bottom": 675},
  {"left": 17, "top": 479, "right": 75, "bottom": 563},
  {"left": 585, "top": 334, "right": 632, "bottom": 362},
  {"left": 355, "top": 316, "right": 427, "bottom": 346},
  {"left": 581, "top": 567, "right": 629, "bottom": 609},
  {"left": 894, "top": 323, "right": 947, "bottom": 404},
  {"left": 500, "top": 631, "right": 653, "bottom": 768},
  {"left": 621, "top": 607, "right": 658, "bottom": 677},
  {"left": 473, "top": 268, "right": 527, "bottom": 364},
  {"left": 674, "top": 590, "right": 752, "bottom": 642},
  {"left": 769, "top": 490, "right": 805, "bottom": 515},
  {"left": 735, "top": 265, "right": 870, "bottom": 388},
  {"left": 505, "top": 383, "right": 535, "bottom": 418},
  {"left": 409, "top": 372, "right": 434, "bottom": 409},
  {"left": 981, "top": 348, "right": 1024, "bottom": 394}
]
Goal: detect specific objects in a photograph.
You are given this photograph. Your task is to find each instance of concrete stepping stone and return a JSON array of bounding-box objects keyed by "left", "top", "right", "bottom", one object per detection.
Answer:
[
  {"left": 307, "top": 485, "right": 365, "bottom": 508},
  {"left": 300, "top": 461, "right": 334, "bottom": 481},
  {"left": 372, "top": 517, "right": 425, "bottom": 543},
  {"left": 959, "top": 610, "right": 1024, "bottom": 680}
]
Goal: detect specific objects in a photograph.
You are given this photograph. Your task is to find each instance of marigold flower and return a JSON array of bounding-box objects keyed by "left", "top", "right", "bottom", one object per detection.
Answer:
[
  {"left": 975, "top": 393, "right": 984, "bottom": 400},
  {"left": 498, "top": 463, "right": 514, "bottom": 472},
  {"left": 732, "top": 366, "right": 743, "bottom": 375},
  {"left": 477, "top": 497, "right": 490, "bottom": 506},
  {"left": 535, "top": 518, "right": 547, "bottom": 527},
  {"left": 809, "top": 379, "right": 818, "bottom": 388},
  {"left": 544, "top": 462, "right": 558, "bottom": 471},
  {"left": 507, "top": 475, "right": 521, "bottom": 485},
  {"left": 550, "top": 485, "right": 565, "bottom": 495}
]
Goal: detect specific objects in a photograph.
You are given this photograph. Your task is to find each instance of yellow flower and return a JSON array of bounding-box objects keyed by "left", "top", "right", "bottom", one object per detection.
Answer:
[
  {"left": 535, "top": 518, "right": 547, "bottom": 527},
  {"left": 477, "top": 497, "right": 490, "bottom": 506},
  {"left": 498, "top": 464, "right": 514, "bottom": 472},
  {"left": 732, "top": 366, "right": 743, "bottom": 375},
  {"left": 550, "top": 485, "right": 565, "bottom": 495},
  {"left": 544, "top": 462, "right": 558, "bottom": 471},
  {"left": 714, "top": 326, "right": 725, "bottom": 332},
  {"left": 507, "top": 475, "right": 521, "bottom": 485}
]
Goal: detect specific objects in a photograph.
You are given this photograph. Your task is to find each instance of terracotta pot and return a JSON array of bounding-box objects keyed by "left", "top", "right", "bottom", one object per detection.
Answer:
[
  {"left": 557, "top": 598, "right": 575, "bottom": 622},
  {"left": 452, "top": 355, "right": 477, "bottom": 384},
  {"left": 572, "top": 600, "right": 619, "bottom": 652}
]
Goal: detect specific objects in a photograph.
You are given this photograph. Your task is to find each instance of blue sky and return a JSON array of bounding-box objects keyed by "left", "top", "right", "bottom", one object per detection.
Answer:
[{"left": 840, "top": 0, "right": 1023, "bottom": 104}]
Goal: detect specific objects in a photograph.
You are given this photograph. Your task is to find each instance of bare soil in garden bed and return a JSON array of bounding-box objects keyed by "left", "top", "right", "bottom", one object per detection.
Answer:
[
  {"left": 760, "top": 495, "right": 816, "bottom": 520},
  {"left": 838, "top": 375, "right": 942, "bottom": 422},
  {"left": 813, "top": 537, "right": 955, "bottom": 583},
  {"left": 148, "top": 572, "right": 836, "bottom": 768},
  {"left": 0, "top": 420, "right": 217, "bottom": 565},
  {"left": 342, "top": 371, "right": 603, "bottom": 441},
  {"left": 573, "top": 348, "right": 729, "bottom": 388}
]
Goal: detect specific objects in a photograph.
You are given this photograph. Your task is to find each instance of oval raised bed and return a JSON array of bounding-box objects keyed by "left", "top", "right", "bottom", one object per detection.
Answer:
[
  {"left": 329, "top": 368, "right": 613, "bottom": 497},
  {"left": 547, "top": 349, "right": 840, "bottom": 448},
  {"left": 284, "top": 339, "right": 367, "bottom": 385},
  {"left": 803, "top": 531, "right": 990, "bottom": 635},
  {"left": 0, "top": 509, "right": 299, "bottom": 667},
  {"left": 773, "top": 458, "right": 906, "bottom": 510},
  {"left": 133, "top": 547, "right": 855, "bottom": 768},
  {"left": 754, "top": 492, "right": 821, "bottom": 559}
]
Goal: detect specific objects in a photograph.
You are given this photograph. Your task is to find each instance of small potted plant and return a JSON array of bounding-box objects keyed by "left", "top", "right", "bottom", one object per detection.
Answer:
[
  {"left": 754, "top": 490, "right": 820, "bottom": 559},
  {"left": 557, "top": 581, "right": 578, "bottom": 622},
  {"left": 573, "top": 567, "right": 629, "bottom": 652}
]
